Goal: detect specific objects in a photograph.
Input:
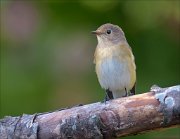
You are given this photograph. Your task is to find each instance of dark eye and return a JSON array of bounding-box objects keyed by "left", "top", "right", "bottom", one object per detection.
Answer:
[{"left": 106, "top": 29, "right": 111, "bottom": 34}]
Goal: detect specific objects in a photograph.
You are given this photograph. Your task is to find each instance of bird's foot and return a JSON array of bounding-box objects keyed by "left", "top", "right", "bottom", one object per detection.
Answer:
[
  {"left": 101, "top": 89, "right": 114, "bottom": 104},
  {"left": 129, "top": 93, "right": 134, "bottom": 96},
  {"left": 101, "top": 95, "right": 110, "bottom": 104}
]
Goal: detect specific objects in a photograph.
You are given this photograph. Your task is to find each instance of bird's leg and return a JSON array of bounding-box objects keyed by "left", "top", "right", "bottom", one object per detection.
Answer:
[
  {"left": 106, "top": 89, "right": 114, "bottom": 100},
  {"left": 123, "top": 88, "right": 128, "bottom": 97},
  {"left": 102, "top": 89, "right": 113, "bottom": 103}
]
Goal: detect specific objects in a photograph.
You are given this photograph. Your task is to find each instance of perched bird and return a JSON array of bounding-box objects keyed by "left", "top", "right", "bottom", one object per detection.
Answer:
[{"left": 92, "top": 23, "right": 136, "bottom": 101}]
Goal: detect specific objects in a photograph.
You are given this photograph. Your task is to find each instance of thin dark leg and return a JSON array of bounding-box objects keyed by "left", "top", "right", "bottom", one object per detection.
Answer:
[
  {"left": 106, "top": 89, "right": 113, "bottom": 100},
  {"left": 123, "top": 88, "right": 128, "bottom": 97},
  {"left": 102, "top": 89, "right": 113, "bottom": 103}
]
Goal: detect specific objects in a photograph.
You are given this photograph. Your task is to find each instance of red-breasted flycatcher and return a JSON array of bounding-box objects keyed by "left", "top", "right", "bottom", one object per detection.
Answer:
[{"left": 92, "top": 23, "right": 136, "bottom": 101}]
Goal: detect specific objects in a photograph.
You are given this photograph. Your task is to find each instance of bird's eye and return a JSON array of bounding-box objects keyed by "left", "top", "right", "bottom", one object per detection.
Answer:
[{"left": 106, "top": 30, "right": 111, "bottom": 34}]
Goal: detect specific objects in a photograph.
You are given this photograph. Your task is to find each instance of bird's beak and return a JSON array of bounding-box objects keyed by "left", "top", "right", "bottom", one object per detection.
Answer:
[{"left": 91, "top": 30, "right": 102, "bottom": 35}]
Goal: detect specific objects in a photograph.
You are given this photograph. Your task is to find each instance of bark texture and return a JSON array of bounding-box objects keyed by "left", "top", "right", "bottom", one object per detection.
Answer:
[{"left": 0, "top": 85, "right": 180, "bottom": 139}]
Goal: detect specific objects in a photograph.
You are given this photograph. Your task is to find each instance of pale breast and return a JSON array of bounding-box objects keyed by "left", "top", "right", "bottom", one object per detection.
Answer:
[
  {"left": 94, "top": 44, "right": 136, "bottom": 91},
  {"left": 96, "top": 57, "right": 131, "bottom": 91}
]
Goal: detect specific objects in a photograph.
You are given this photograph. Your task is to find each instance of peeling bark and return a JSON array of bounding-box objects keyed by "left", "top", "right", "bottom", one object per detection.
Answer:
[{"left": 0, "top": 85, "right": 180, "bottom": 139}]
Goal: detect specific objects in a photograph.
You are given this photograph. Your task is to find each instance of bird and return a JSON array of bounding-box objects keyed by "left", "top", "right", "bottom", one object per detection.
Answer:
[{"left": 92, "top": 23, "right": 136, "bottom": 101}]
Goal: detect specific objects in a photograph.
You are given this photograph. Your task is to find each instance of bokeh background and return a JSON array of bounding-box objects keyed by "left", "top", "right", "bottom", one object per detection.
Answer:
[{"left": 0, "top": 0, "right": 180, "bottom": 138}]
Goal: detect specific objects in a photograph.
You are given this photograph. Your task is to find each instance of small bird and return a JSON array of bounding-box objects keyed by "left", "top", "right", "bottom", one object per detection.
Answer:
[{"left": 92, "top": 23, "right": 136, "bottom": 101}]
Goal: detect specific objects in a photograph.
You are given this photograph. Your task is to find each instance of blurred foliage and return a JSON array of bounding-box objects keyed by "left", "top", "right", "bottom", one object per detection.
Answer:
[{"left": 0, "top": 1, "right": 180, "bottom": 139}]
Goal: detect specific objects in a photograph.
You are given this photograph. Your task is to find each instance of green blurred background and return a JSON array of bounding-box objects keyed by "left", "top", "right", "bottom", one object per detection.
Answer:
[{"left": 0, "top": 0, "right": 180, "bottom": 138}]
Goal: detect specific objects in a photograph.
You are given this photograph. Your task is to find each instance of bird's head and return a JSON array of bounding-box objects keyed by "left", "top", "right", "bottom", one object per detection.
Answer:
[{"left": 92, "top": 23, "right": 126, "bottom": 46}]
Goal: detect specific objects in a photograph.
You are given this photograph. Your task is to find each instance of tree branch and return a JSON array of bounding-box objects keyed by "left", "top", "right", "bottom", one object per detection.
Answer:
[{"left": 0, "top": 85, "right": 180, "bottom": 139}]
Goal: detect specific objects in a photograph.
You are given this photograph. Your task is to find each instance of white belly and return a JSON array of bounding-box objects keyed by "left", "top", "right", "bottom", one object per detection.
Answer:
[{"left": 96, "top": 58, "right": 131, "bottom": 93}]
